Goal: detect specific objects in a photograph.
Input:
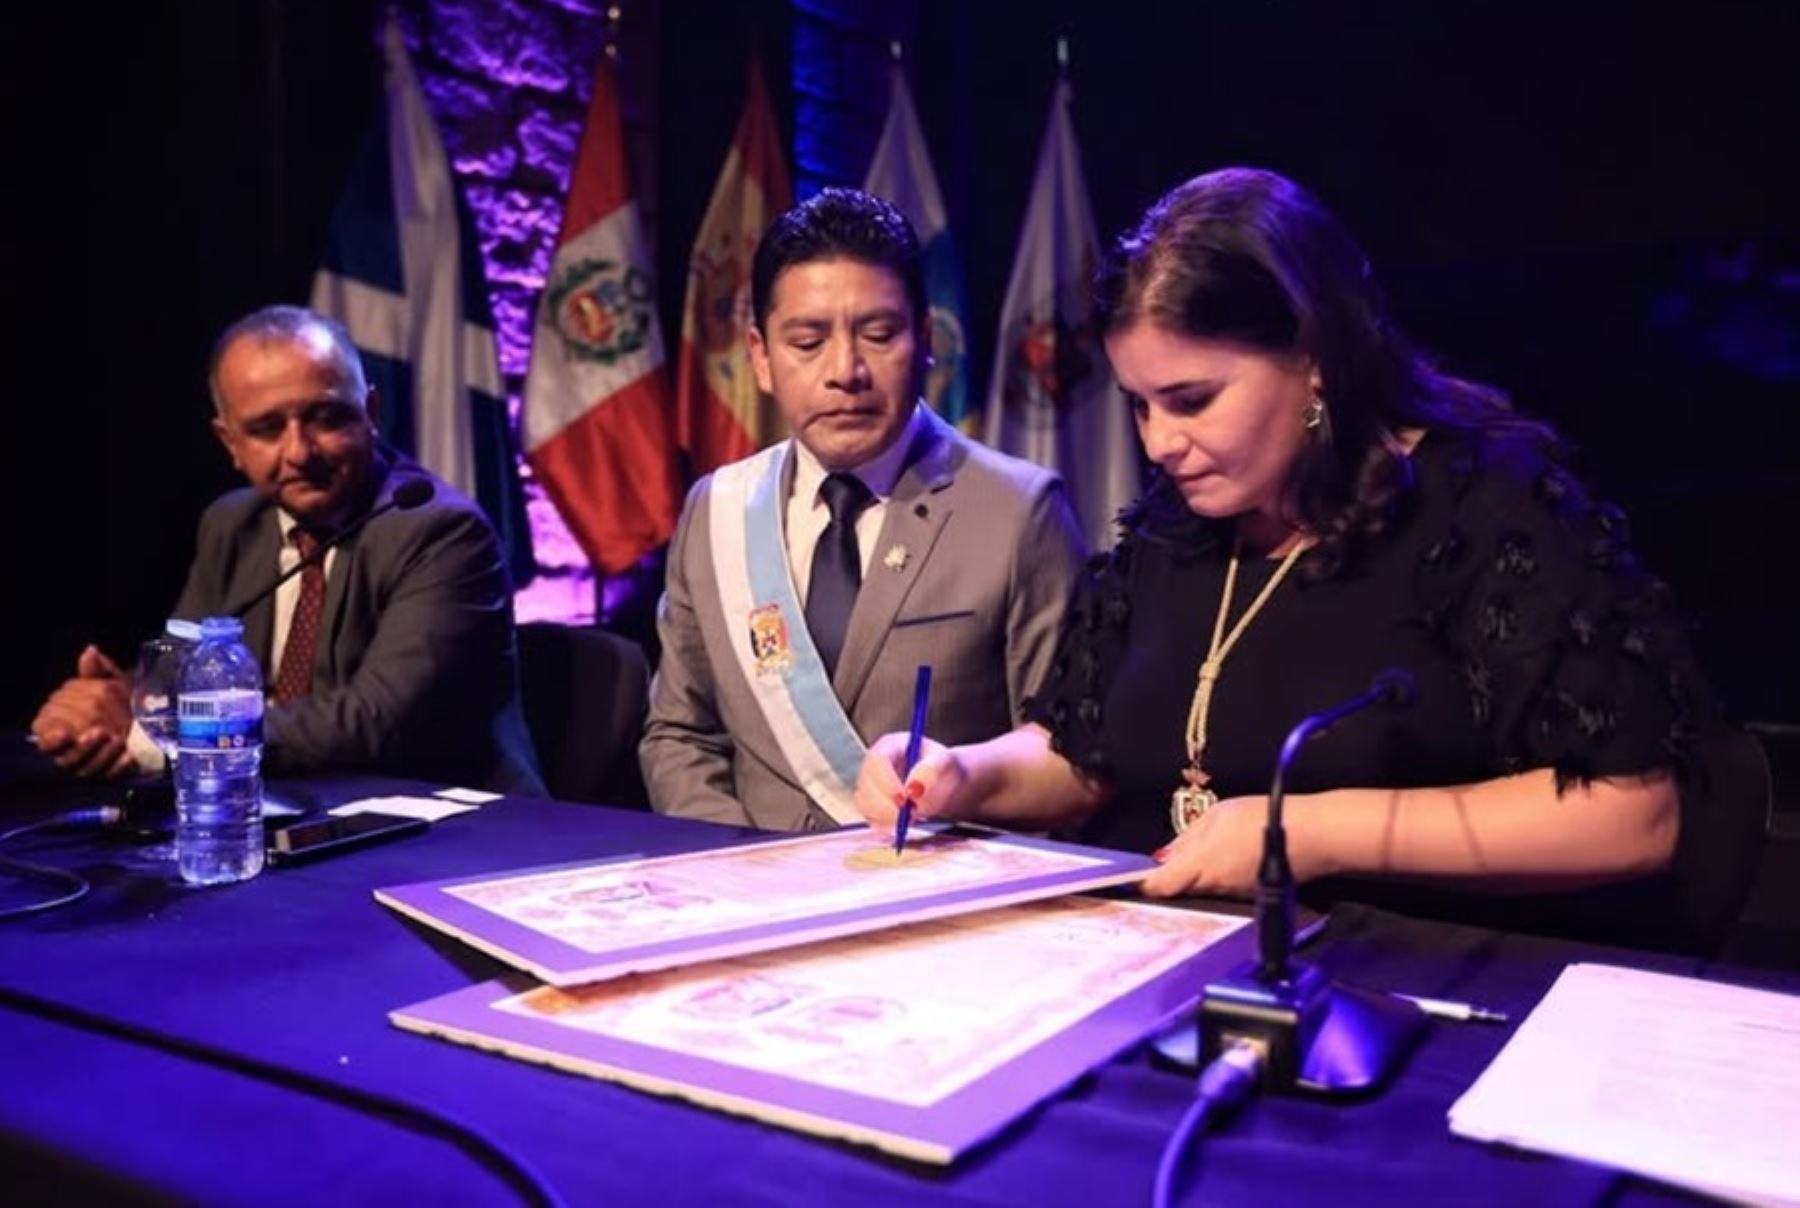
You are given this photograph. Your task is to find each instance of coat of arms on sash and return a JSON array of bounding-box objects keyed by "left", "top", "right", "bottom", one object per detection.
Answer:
[{"left": 748, "top": 604, "right": 793, "bottom": 676}]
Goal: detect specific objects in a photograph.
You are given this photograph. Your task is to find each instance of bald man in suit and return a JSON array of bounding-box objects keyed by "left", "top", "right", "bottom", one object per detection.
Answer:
[{"left": 31, "top": 305, "right": 543, "bottom": 795}]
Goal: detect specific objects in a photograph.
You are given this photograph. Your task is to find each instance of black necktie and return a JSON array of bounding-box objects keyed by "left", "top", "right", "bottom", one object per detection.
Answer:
[{"left": 806, "top": 472, "right": 872, "bottom": 676}]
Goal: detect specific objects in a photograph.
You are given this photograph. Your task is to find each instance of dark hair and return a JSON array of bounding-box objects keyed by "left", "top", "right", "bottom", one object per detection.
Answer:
[
  {"left": 208, "top": 304, "right": 367, "bottom": 414},
  {"left": 1095, "top": 167, "right": 1560, "bottom": 576},
  {"left": 750, "top": 187, "right": 927, "bottom": 332}
]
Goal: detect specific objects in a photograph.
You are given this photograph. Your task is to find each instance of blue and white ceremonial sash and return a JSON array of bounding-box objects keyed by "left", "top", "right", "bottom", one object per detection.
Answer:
[{"left": 708, "top": 444, "right": 866, "bottom": 823}]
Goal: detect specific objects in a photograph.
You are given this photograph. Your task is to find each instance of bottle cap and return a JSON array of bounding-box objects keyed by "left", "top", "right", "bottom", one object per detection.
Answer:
[
  {"left": 164, "top": 618, "right": 203, "bottom": 644},
  {"left": 199, "top": 616, "right": 245, "bottom": 642}
]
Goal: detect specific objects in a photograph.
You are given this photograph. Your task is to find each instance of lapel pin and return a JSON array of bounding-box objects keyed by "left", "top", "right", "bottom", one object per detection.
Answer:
[{"left": 883, "top": 544, "right": 909, "bottom": 572}]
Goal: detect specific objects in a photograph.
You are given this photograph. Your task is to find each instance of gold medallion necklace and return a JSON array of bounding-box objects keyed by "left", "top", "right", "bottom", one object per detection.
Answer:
[{"left": 1170, "top": 533, "right": 1312, "bottom": 834}]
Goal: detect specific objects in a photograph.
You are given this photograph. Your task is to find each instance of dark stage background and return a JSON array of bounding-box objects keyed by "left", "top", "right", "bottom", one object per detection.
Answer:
[{"left": 4, "top": 0, "right": 1796, "bottom": 731}]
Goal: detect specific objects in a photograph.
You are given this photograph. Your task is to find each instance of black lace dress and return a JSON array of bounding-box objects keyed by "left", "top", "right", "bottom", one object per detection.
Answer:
[{"left": 1025, "top": 429, "right": 1712, "bottom": 937}]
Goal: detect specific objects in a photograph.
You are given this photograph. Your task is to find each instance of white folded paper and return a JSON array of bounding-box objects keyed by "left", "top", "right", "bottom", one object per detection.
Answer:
[
  {"left": 330, "top": 795, "right": 477, "bottom": 823},
  {"left": 1450, "top": 962, "right": 1800, "bottom": 1207}
]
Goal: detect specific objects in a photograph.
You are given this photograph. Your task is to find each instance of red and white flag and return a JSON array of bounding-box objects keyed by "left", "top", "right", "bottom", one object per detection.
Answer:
[
  {"left": 673, "top": 60, "right": 792, "bottom": 478},
  {"left": 523, "top": 56, "right": 680, "bottom": 574}
]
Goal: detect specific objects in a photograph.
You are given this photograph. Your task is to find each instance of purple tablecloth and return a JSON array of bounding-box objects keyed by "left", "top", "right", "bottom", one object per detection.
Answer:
[{"left": 0, "top": 769, "right": 1775, "bottom": 1206}]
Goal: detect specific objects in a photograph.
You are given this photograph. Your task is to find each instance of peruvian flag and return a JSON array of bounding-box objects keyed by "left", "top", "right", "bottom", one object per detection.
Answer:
[
  {"left": 673, "top": 59, "right": 792, "bottom": 479},
  {"left": 523, "top": 55, "right": 680, "bottom": 574}
]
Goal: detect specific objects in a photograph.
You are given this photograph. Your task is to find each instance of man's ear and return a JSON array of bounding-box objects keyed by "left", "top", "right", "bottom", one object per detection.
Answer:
[
  {"left": 210, "top": 415, "right": 242, "bottom": 472},
  {"left": 364, "top": 385, "right": 382, "bottom": 433},
  {"left": 746, "top": 323, "right": 775, "bottom": 395}
]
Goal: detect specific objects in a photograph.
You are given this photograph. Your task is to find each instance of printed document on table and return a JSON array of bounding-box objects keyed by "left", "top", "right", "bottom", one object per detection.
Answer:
[
  {"left": 376, "top": 824, "right": 1154, "bottom": 985},
  {"left": 393, "top": 896, "right": 1249, "bottom": 1163},
  {"left": 1450, "top": 962, "right": 1800, "bottom": 1207}
]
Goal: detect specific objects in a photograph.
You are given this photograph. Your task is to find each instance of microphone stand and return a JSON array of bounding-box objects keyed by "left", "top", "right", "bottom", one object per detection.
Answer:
[
  {"left": 116, "top": 481, "right": 433, "bottom": 837},
  {"left": 1155, "top": 673, "right": 1427, "bottom": 1095},
  {"left": 224, "top": 478, "right": 434, "bottom": 619}
]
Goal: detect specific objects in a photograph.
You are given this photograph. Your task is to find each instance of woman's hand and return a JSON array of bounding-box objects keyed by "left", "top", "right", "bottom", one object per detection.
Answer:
[
  {"left": 1141, "top": 795, "right": 1280, "bottom": 898},
  {"left": 854, "top": 733, "right": 969, "bottom": 833}
]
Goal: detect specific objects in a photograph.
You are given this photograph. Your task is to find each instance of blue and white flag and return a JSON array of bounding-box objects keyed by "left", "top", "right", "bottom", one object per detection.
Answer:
[
  {"left": 311, "top": 18, "right": 531, "bottom": 580},
  {"left": 862, "top": 58, "right": 973, "bottom": 430}
]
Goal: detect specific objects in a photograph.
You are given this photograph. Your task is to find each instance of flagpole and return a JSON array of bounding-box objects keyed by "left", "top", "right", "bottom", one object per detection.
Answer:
[{"left": 597, "top": 0, "right": 619, "bottom": 625}]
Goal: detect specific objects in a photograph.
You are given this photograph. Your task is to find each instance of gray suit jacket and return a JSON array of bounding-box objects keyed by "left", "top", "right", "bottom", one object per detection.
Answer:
[
  {"left": 640, "top": 406, "right": 1086, "bottom": 830},
  {"left": 172, "top": 449, "right": 545, "bottom": 796}
]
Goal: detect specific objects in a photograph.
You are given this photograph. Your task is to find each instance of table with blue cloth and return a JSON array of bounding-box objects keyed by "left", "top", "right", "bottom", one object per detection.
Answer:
[{"left": 0, "top": 762, "right": 1779, "bottom": 1206}]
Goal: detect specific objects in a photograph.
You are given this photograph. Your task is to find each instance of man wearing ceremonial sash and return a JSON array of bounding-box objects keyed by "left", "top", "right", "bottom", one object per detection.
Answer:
[{"left": 641, "top": 189, "right": 1086, "bottom": 830}]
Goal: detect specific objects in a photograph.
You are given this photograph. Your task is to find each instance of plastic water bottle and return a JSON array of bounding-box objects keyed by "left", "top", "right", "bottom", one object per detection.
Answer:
[{"left": 175, "top": 616, "right": 266, "bottom": 886}]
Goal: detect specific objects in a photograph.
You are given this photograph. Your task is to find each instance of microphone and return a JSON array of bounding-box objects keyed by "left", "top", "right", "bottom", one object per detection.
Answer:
[
  {"left": 1256, "top": 668, "right": 1416, "bottom": 983},
  {"left": 1164, "top": 668, "right": 1429, "bottom": 1097},
  {"left": 225, "top": 478, "right": 434, "bottom": 618}
]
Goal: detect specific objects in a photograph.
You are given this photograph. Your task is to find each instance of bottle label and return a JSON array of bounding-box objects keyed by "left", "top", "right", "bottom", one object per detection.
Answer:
[
  {"left": 177, "top": 689, "right": 263, "bottom": 748},
  {"left": 176, "top": 715, "right": 263, "bottom": 747}
]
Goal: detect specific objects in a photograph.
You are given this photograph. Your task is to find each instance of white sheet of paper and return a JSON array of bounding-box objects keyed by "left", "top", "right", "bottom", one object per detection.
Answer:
[
  {"left": 331, "top": 795, "right": 477, "bottom": 823},
  {"left": 435, "top": 787, "right": 503, "bottom": 804},
  {"left": 1449, "top": 962, "right": 1800, "bottom": 1207}
]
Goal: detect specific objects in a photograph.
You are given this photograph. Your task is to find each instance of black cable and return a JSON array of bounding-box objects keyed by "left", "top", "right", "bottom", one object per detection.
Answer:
[
  {"left": 0, "top": 805, "right": 562, "bottom": 1203},
  {"left": 0, "top": 807, "right": 122, "bottom": 921},
  {"left": 0, "top": 852, "right": 90, "bottom": 918},
  {"left": 0, "top": 806, "right": 125, "bottom": 847},
  {"left": 1151, "top": 1040, "right": 1265, "bottom": 1208},
  {"left": 0, "top": 981, "right": 566, "bottom": 1208}
]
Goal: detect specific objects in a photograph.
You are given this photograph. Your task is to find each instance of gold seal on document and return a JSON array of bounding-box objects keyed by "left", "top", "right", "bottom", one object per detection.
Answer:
[{"left": 843, "top": 847, "right": 908, "bottom": 871}]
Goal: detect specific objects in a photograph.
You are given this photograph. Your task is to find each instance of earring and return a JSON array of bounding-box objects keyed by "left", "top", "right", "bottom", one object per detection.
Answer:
[{"left": 1303, "top": 394, "right": 1326, "bottom": 430}]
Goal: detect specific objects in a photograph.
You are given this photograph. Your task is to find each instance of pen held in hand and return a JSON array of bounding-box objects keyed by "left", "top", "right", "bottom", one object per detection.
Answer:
[{"left": 894, "top": 665, "right": 933, "bottom": 857}]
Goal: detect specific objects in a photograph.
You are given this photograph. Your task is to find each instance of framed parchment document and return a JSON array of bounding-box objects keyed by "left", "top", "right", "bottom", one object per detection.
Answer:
[
  {"left": 392, "top": 896, "right": 1250, "bottom": 1163},
  {"left": 375, "top": 824, "right": 1155, "bottom": 986}
]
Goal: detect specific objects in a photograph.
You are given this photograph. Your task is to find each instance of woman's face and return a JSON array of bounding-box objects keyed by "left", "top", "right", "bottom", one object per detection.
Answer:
[{"left": 1106, "top": 321, "right": 1316, "bottom": 534}]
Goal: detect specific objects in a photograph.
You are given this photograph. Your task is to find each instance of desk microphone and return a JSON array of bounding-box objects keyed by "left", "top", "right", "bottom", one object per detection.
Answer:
[
  {"left": 1254, "top": 668, "right": 1415, "bottom": 984},
  {"left": 1171, "top": 668, "right": 1429, "bottom": 1096},
  {"left": 225, "top": 479, "right": 434, "bottom": 618}
]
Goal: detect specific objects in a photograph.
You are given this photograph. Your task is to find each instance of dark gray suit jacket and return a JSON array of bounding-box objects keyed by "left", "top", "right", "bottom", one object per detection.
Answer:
[
  {"left": 172, "top": 450, "right": 544, "bottom": 796},
  {"left": 641, "top": 406, "right": 1086, "bottom": 830}
]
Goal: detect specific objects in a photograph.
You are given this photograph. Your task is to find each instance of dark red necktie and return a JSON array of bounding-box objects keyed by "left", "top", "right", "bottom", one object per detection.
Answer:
[{"left": 273, "top": 528, "right": 325, "bottom": 703}]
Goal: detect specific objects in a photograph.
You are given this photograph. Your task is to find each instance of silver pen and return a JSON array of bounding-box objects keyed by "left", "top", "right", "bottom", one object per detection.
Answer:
[{"left": 1394, "top": 993, "right": 1509, "bottom": 1024}]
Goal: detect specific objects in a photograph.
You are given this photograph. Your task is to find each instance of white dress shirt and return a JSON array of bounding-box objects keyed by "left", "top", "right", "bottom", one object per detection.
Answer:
[{"left": 784, "top": 404, "right": 923, "bottom": 604}]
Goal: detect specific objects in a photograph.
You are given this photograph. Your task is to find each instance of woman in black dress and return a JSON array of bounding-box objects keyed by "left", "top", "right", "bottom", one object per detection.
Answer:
[{"left": 856, "top": 167, "right": 1709, "bottom": 912}]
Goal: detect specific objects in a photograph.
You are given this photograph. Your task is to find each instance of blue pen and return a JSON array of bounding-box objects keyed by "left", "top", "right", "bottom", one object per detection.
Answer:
[{"left": 894, "top": 665, "right": 933, "bottom": 856}]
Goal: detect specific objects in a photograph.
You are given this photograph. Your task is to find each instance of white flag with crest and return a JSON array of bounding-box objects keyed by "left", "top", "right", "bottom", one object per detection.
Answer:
[{"left": 982, "top": 75, "right": 1139, "bottom": 548}]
